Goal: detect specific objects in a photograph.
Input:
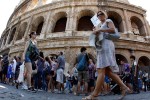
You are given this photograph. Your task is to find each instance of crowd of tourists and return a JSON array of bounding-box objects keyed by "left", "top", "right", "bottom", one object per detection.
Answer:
[
  {"left": 0, "top": 47, "right": 149, "bottom": 96},
  {"left": 0, "top": 10, "right": 150, "bottom": 100}
]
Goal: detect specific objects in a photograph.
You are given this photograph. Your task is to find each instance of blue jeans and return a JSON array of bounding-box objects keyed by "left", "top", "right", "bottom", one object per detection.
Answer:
[
  {"left": 42, "top": 70, "right": 47, "bottom": 91},
  {"left": 65, "top": 80, "right": 72, "bottom": 92},
  {"left": 34, "top": 71, "right": 42, "bottom": 89}
]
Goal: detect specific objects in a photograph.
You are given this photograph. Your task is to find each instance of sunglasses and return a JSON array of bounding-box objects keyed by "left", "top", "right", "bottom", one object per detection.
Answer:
[{"left": 97, "top": 13, "right": 104, "bottom": 17}]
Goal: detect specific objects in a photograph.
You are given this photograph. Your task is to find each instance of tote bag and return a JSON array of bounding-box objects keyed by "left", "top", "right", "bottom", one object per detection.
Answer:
[{"left": 17, "top": 62, "right": 25, "bottom": 83}]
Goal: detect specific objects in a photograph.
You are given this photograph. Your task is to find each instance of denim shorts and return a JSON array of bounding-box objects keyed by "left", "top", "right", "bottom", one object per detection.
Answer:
[{"left": 25, "top": 55, "right": 31, "bottom": 63}]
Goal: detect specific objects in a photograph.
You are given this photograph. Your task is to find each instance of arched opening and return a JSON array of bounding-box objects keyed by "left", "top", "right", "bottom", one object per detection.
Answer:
[
  {"left": 138, "top": 56, "right": 150, "bottom": 73},
  {"left": 16, "top": 22, "right": 27, "bottom": 40},
  {"left": 3, "top": 37, "right": 7, "bottom": 46},
  {"left": 31, "top": 16, "right": 44, "bottom": 35},
  {"left": 36, "top": 21, "right": 44, "bottom": 35},
  {"left": 116, "top": 54, "right": 128, "bottom": 74},
  {"left": 78, "top": 16, "right": 93, "bottom": 31},
  {"left": 130, "top": 16, "right": 146, "bottom": 36},
  {"left": 107, "top": 11, "right": 124, "bottom": 32},
  {"left": 8, "top": 28, "right": 16, "bottom": 44},
  {"left": 53, "top": 17, "right": 67, "bottom": 32},
  {"left": 77, "top": 10, "right": 94, "bottom": 31}
]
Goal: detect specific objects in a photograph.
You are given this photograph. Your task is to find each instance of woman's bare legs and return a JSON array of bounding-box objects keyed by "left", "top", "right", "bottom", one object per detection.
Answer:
[
  {"left": 82, "top": 68, "right": 105, "bottom": 100},
  {"left": 25, "top": 62, "right": 32, "bottom": 88},
  {"left": 105, "top": 67, "right": 130, "bottom": 99},
  {"left": 105, "top": 67, "right": 128, "bottom": 90},
  {"left": 47, "top": 75, "right": 51, "bottom": 92}
]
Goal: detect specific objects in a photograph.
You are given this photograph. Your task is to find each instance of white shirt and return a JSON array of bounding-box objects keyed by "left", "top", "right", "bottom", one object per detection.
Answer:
[{"left": 12, "top": 59, "right": 17, "bottom": 74}]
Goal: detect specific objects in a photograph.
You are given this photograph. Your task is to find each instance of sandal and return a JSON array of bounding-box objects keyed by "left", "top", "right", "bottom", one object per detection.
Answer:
[
  {"left": 82, "top": 94, "right": 98, "bottom": 100},
  {"left": 118, "top": 87, "right": 131, "bottom": 100}
]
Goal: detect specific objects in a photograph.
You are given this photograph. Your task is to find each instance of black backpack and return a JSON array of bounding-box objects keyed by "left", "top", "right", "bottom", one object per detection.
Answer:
[{"left": 29, "top": 41, "right": 40, "bottom": 61}]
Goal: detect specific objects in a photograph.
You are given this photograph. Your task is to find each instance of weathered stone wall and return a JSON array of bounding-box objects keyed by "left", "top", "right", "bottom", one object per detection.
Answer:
[{"left": 0, "top": 0, "right": 150, "bottom": 73}]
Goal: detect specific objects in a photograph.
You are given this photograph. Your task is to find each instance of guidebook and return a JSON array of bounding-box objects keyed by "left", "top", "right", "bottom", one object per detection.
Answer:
[{"left": 90, "top": 14, "right": 101, "bottom": 27}]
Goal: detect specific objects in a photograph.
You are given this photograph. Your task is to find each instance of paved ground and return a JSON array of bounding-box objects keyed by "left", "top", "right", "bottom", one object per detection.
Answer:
[{"left": 0, "top": 83, "right": 150, "bottom": 100}]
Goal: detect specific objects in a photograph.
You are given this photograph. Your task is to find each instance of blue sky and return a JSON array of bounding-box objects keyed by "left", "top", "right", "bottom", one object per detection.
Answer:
[{"left": 0, "top": 0, "right": 149, "bottom": 37}]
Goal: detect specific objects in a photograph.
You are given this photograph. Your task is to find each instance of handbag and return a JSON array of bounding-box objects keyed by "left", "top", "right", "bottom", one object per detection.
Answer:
[
  {"left": 105, "top": 28, "right": 120, "bottom": 40},
  {"left": 105, "top": 21, "right": 120, "bottom": 40},
  {"left": 17, "top": 62, "right": 25, "bottom": 83},
  {"left": 31, "top": 61, "right": 37, "bottom": 75}
]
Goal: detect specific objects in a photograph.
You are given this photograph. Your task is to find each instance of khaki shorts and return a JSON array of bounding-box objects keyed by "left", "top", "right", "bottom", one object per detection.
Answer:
[{"left": 78, "top": 71, "right": 89, "bottom": 82}]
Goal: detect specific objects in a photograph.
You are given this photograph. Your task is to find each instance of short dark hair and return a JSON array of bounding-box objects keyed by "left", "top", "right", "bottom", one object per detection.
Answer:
[
  {"left": 50, "top": 57, "right": 54, "bottom": 61},
  {"left": 18, "top": 57, "right": 21, "bottom": 60},
  {"left": 29, "top": 31, "right": 36, "bottom": 38},
  {"left": 60, "top": 52, "right": 63, "bottom": 55},
  {"left": 14, "top": 56, "right": 17, "bottom": 60},
  {"left": 39, "top": 51, "right": 44, "bottom": 58},
  {"left": 45, "top": 56, "right": 50, "bottom": 62},
  {"left": 130, "top": 55, "right": 136, "bottom": 60},
  {"left": 80, "top": 47, "right": 87, "bottom": 52}
]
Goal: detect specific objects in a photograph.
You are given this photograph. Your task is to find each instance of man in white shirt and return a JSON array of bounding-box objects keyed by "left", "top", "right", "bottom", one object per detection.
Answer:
[{"left": 12, "top": 56, "right": 17, "bottom": 83}]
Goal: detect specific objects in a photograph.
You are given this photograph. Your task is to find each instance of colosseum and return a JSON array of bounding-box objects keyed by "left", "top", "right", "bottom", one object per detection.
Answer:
[{"left": 0, "top": 0, "right": 150, "bottom": 73}]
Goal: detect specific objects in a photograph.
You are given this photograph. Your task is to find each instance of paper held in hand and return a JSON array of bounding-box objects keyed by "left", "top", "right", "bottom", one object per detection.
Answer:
[{"left": 90, "top": 14, "right": 101, "bottom": 27}]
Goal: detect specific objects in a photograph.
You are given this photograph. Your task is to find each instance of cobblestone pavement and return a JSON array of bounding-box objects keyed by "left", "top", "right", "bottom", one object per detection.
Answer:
[{"left": 0, "top": 83, "right": 149, "bottom": 100}]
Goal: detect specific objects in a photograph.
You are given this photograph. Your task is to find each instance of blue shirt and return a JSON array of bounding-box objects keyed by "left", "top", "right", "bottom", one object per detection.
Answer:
[{"left": 57, "top": 55, "right": 65, "bottom": 70}]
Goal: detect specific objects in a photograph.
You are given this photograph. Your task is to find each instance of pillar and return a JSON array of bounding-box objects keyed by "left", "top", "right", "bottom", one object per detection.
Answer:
[
  {"left": 23, "top": 16, "right": 34, "bottom": 41},
  {"left": 5, "top": 29, "right": 11, "bottom": 45},
  {"left": 65, "top": 6, "right": 77, "bottom": 35},
  {"left": 41, "top": 12, "right": 52, "bottom": 38},
  {"left": 123, "top": 9, "right": 132, "bottom": 34}
]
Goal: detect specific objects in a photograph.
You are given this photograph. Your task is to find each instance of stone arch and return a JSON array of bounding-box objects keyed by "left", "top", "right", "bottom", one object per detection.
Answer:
[
  {"left": 130, "top": 16, "right": 146, "bottom": 36},
  {"left": 116, "top": 54, "right": 128, "bottom": 74},
  {"left": 107, "top": 11, "right": 124, "bottom": 32},
  {"left": 138, "top": 56, "right": 150, "bottom": 67},
  {"left": 31, "top": 16, "right": 44, "bottom": 35},
  {"left": 77, "top": 10, "right": 95, "bottom": 31},
  {"left": 116, "top": 54, "right": 128, "bottom": 65},
  {"left": 16, "top": 22, "right": 27, "bottom": 40},
  {"left": 138, "top": 56, "right": 150, "bottom": 73},
  {"left": 8, "top": 27, "right": 16, "bottom": 44},
  {"left": 52, "top": 12, "right": 67, "bottom": 33}
]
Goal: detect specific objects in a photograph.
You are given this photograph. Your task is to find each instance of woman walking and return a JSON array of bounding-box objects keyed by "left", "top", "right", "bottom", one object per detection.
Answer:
[
  {"left": 82, "top": 11, "right": 130, "bottom": 100},
  {"left": 23, "top": 31, "right": 38, "bottom": 91}
]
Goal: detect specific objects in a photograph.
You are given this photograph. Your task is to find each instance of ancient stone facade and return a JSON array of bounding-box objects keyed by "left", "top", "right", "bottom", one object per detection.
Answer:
[{"left": 0, "top": 0, "right": 150, "bottom": 72}]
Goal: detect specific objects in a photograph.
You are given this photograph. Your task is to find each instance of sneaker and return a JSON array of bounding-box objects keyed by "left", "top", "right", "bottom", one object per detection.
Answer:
[{"left": 27, "top": 87, "right": 32, "bottom": 92}]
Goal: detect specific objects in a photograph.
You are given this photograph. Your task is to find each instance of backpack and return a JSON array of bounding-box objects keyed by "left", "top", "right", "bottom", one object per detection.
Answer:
[
  {"left": 76, "top": 53, "right": 88, "bottom": 71},
  {"left": 29, "top": 41, "right": 40, "bottom": 61}
]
